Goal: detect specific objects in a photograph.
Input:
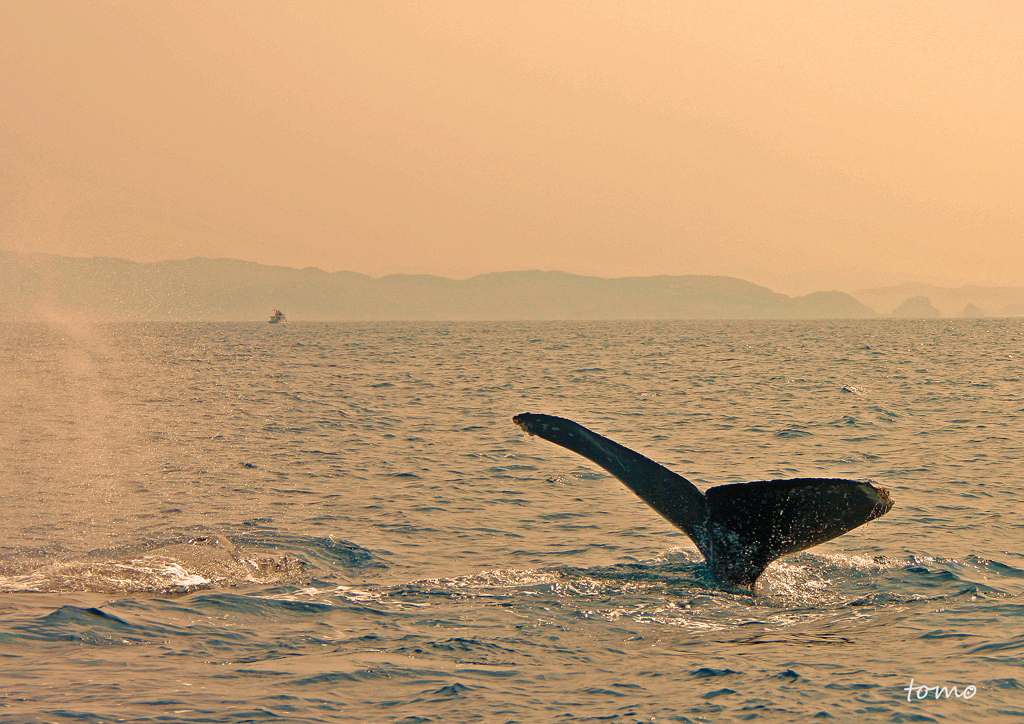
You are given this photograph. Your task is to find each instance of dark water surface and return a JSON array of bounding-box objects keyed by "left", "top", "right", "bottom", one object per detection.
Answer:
[{"left": 0, "top": 320, "right": 1022, "bottom": 722}]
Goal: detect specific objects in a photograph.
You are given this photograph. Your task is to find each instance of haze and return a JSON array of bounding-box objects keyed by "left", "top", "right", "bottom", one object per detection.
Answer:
[{"left": 3, "top": 1, "right": 1023, "bottom": 294}]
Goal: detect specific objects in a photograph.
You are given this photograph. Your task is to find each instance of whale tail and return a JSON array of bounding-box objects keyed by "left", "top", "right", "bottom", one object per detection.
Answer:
[
  {"left": 513, "top": 413, "right": 893, "bottom": 590},
  {"left": 702, "top": 477, "right": 892, "bottom": 588}
]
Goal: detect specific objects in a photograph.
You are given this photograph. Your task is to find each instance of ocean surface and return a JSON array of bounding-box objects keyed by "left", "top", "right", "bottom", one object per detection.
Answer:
[{"left": 0, "top": 320, "right": 1022, "bottom": 722}]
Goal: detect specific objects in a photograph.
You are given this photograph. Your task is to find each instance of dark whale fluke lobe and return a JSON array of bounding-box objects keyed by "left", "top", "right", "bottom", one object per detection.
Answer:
[{"left": 513, "top": 412, "right": 893, "bottom": 590}]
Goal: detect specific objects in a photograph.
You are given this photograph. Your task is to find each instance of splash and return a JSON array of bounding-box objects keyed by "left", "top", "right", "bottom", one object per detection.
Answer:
[{"left": 0, "top": 536, "right": 307, "bottom": 594}]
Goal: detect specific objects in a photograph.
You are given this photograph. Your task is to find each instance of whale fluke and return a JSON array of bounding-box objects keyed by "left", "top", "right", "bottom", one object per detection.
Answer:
[{"left": 513, "top": 413, "right": 893, "bottom": 590}]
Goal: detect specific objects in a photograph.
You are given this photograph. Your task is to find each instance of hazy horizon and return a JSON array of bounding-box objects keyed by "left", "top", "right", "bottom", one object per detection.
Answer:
[
  {"left": 4, "top": 2, "right": 1024, "bottom": 295},
  {"left": 6, "top": 247, "right": 1015, "bottom": 293}
]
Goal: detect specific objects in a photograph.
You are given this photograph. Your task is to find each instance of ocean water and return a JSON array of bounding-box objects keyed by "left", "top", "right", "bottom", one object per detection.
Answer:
[{"left": 0, "top": 320, "right": 1022, "bottom": 722}]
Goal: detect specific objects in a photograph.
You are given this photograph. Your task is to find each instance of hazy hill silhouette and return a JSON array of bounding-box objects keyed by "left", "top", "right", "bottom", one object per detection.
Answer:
[
  {"left": 852, "top": 282, "right": 1024, "bottom": 317},
  {"left": 890, "top": 295, "right": 942, "bottom": 318},
  {"left": 1, "top": 251, "right": 877, "bottom": 321}
]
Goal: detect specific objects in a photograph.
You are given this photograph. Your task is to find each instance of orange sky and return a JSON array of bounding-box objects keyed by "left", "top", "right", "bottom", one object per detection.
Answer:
[{"left": 2, "top": 1, "right": 1023, "bottom": 293}]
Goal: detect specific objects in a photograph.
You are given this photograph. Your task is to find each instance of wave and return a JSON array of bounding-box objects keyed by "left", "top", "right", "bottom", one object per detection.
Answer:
[
  {"left": 0, "top": 533, "right": 383, "bottom": 594},
  {"left": 252, "top": 548, "right": 1024, "bottom": 639}
]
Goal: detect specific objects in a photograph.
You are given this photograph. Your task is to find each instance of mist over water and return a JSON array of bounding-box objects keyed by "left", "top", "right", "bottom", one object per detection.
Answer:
[{"left": 0, "top": 320, "right": 1022, "bottom": 722}]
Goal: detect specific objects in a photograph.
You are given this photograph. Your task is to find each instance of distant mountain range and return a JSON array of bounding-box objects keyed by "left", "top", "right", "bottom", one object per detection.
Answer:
[
  {"left": 849, "top": 283, "right": 1024, "bottom": 318},
  {"left": 1, "top": 251, "right": 1022, "bottom": 321}
]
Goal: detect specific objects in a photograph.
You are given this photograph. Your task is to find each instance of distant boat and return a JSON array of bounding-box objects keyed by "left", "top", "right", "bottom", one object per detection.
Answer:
[{"left": 268, "top": 309, "right": 286, "bottom": 324}]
